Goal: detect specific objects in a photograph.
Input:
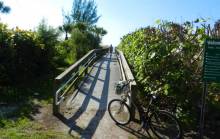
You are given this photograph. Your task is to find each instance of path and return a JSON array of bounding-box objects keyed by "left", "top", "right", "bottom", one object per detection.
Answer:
[{"left": 56, "top": 52, "right": 150, "bottom": 139}]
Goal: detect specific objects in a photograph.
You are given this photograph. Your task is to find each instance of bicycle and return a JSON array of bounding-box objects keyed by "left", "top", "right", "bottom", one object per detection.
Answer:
[{"left": 108, "top": 79, "right": 183, "bottom": 139}]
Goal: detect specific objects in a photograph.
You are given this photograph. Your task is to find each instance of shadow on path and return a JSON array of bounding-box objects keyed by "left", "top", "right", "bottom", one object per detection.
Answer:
[
  {"left": 117, "top": 123, "right": 153, "bottom": 139},
  {"left": 55, "top": 53, "right": 112, "bottom": 139}
]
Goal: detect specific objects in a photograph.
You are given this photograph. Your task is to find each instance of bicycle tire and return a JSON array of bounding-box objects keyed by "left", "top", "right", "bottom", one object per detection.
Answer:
[
  {"left": 149, "top": 110, "right": 183, "bottom": 139},
  {"left": 108, "top": 99, "right": 131, "bottom": 125}
]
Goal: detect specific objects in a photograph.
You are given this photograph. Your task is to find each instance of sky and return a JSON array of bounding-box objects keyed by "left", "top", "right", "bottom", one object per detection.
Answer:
[{"left": 1, "top": 0, "right": 220, "bottom": 46}]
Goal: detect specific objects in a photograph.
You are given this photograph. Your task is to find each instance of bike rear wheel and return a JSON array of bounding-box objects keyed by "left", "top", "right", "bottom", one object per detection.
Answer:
[
  {"left": 108, "top": 99, "right": 131, "bottom": 125},
  {"left": 149, "top": 110, "right": 182, "bottom": 139}
]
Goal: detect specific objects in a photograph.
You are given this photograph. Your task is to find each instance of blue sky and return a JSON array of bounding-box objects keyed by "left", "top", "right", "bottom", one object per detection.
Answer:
[{"left": 1, "top": 0, "right": 220, "bottom": 46}]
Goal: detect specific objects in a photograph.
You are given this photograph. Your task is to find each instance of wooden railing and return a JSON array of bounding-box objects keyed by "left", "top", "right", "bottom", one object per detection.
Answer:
[
  {"left": 53, "top": 47, "right": 109, "bottom": 115},
  {"left": 116, "top": 49, "right": 138, "bottom": 118}
]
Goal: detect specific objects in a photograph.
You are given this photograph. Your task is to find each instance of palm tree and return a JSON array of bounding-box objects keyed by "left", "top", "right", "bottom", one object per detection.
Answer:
[
  {"left": 59, "top": 12, "right": 72, "bottom": 40},
  {"left": 0, "top": 1, "right": 10, "bottom": 14}
]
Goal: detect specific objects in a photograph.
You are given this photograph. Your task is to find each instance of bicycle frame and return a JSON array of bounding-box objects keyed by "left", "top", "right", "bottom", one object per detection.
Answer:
[
  {"left": 120, "top": 81, "right": 157, "bottom": 125},
  {"left": 111, "top": 80, "right": 183, "bottom": 139}
]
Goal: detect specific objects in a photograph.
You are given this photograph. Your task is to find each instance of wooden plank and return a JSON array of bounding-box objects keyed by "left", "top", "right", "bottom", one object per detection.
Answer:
[
  {"left": 117, "top": 50, "right": 137, "bottom": 86},
  {"left": 116, "top": 50, "right": 126, "bottom": 81}
]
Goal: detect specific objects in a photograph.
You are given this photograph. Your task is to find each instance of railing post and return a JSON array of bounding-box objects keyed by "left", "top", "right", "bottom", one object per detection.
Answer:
[
  {"left": 130, "top": 84, "right": 137, "bottom": 120},
  {"left": 53, "top": 79, "right": 60, "bottom": 115}
]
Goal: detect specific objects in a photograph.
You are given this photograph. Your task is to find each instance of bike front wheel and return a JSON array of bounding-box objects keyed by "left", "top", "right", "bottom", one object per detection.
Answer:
[
  {"left": 108, "top": 99, "right": 131, "bottom": 125},
  {"left": 149, "top": 110, "right": 182, "bottom": 139}
]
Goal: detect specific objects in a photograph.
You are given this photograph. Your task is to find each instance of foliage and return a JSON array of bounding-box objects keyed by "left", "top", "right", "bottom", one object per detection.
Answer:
[
  {"left": 89, "top": 25, "right": 107, "bottom": 42},
  {"left": 71, "top": 26, "right": 92, "bottom": 59},
  {"left": 59, "top": 0, "right": 106, "bottom": 58},
  {"left": 59, "top": 11, "right": 72, "bottom": 40},
  {"left": 69, "top": 22, "right": 107, "bottom": 59},
  {"left": 55, "top": 39, "right": 77, "bottom": 66},
  {"left": 118, "top": 20, "right": 220, "bottom": 128},
  {"left": 36, "top": 19, "right": 61, "bottom": 67},
  {"left": 0, "top": 19, "right": 105, "bottom": 101},
  {"left": 0, "top": 21, "right": 62, "bottom": 87},
  {"left": 0, "top": 1, "right": 10, "bottom": 14},
  {"left": 0, "top": 20, "right": 104, "bottom": 103},
  {"left": 0, "top": 25, "right": 45, "bottom": 85},
  {"left": 71, "top": 0, "right": 100, "bottom": 25}
]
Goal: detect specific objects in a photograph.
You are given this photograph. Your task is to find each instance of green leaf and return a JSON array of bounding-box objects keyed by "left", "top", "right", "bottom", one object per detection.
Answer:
[{"left": 155, "top": 19, "right": 161, "bottom": 24}]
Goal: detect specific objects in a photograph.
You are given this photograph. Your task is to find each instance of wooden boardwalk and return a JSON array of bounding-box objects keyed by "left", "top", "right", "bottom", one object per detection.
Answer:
[{"left": 56, "top": 52, "right": 150, "bottom": 139}]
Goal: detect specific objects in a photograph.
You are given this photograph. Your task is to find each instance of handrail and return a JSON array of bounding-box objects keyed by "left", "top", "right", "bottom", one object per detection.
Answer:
[
  {"left": 116, "top": 49, "right": 137, "bottom": 118},
  {"left": 56, "top": 50, "right": 95, "bottom": 81},
  {"left": 53, "top": 47, "right": 109, "bottom": 115},
  {"left": 116, "top": 49, "right": 137, "bottom": 85}
]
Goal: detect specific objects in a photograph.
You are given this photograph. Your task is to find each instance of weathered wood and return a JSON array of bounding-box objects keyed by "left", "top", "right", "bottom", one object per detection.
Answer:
[
  {"left": 116, "top": 51, "right": 126, "bottom": 81},
  {"left": 116, "top": 49, "right": 138, "bottom": 119},
  {"left": 117, "top": 50, "right": 136, "bottom": 85},
  {"left": 53, "top": 79, "right": 60, "bottom": 115}
]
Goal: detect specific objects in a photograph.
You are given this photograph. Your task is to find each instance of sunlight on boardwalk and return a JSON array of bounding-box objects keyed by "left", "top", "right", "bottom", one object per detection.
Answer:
[{"left": 58, "top": 52, "right": 149, "bottom": 139}]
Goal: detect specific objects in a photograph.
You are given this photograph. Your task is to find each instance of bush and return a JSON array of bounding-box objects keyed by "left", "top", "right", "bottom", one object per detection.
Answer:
[
  {"left": 118, "top": 20, "right": 217, "bottom": 128},
  {"left": 54, "top": 40, "right": 77, "bottom": 66},
  {"left": 70, "top": 24, "right": 98, "bottom": 59},
  {"left": 36, "top": 19, "right": 60, "bottom": 68},
  {"left": 0, "top": 24, "right": 58, "bottom": 86}
]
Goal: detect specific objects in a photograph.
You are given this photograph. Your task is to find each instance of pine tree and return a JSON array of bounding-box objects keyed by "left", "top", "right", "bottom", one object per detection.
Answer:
[
  {"left": 0, "top": 1, "right": 10, "bottom": 14},
  {"left": 71, "top": 0, "right": 100, "bottom": 25}
]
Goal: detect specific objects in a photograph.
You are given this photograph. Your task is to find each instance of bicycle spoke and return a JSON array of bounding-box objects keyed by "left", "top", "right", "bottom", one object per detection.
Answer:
[
  {"left": 150, "top": 111, "right": 182, "bottom": 139},
  {"left": 108, "top": 99, "right": 131, "bottom": 125}
]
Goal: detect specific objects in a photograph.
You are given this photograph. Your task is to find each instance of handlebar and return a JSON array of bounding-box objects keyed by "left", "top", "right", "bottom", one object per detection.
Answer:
[
  {"left": 122, "top": 79, "right": 135, "bottom": 87},
  {"left": 115, "top": 79, "right": 135, "bottom": 91}
]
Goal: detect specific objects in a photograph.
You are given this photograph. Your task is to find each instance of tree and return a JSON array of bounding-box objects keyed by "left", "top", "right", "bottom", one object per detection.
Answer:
[
  {"left": 59, "top": 11, "right": 72, "bottom": 40},
  {"left": 71, "top": 0, "right": 100, "bottom": 25},
  {"left": 91, "top": 26, "right": 107, "bottom": 38},
  {"left": 36, "top": 19, "right": 60, "bottom": 65},
  {"left": 0, "top": 1, "right": 10, "bottom": 14},
  {"left": 59, "top": 0, "right": 106, "bottom": 56}
]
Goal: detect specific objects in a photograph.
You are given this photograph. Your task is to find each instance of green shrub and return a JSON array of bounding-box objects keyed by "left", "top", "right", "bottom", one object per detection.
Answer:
[
  {"left": 70, "top": 27, "right": 93, "bottom": 59},
  {"left": 36, "top": 19, "right": 60, "bottom": 68},
  {"left": 0, "top": 25, "right": 45, "bottom": 85},
  {"left": 55, "top": 40, "right": 77, "bottom": 66},
  {"left": 118, "top": 20, "right": 213, "bottom": 128}
]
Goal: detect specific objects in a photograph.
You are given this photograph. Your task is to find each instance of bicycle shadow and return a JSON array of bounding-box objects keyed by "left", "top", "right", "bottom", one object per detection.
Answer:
[{"left": 116, "top": 120, "right": 155, "bottom": 139}]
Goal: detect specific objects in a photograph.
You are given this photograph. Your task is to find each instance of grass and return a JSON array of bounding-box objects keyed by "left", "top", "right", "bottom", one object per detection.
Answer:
[
  {"left": 0, "top": 117, "right": 75, "bottom": 139},
  {"left": 0, "top": 67, "right": 79, "bottom": 138}
]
